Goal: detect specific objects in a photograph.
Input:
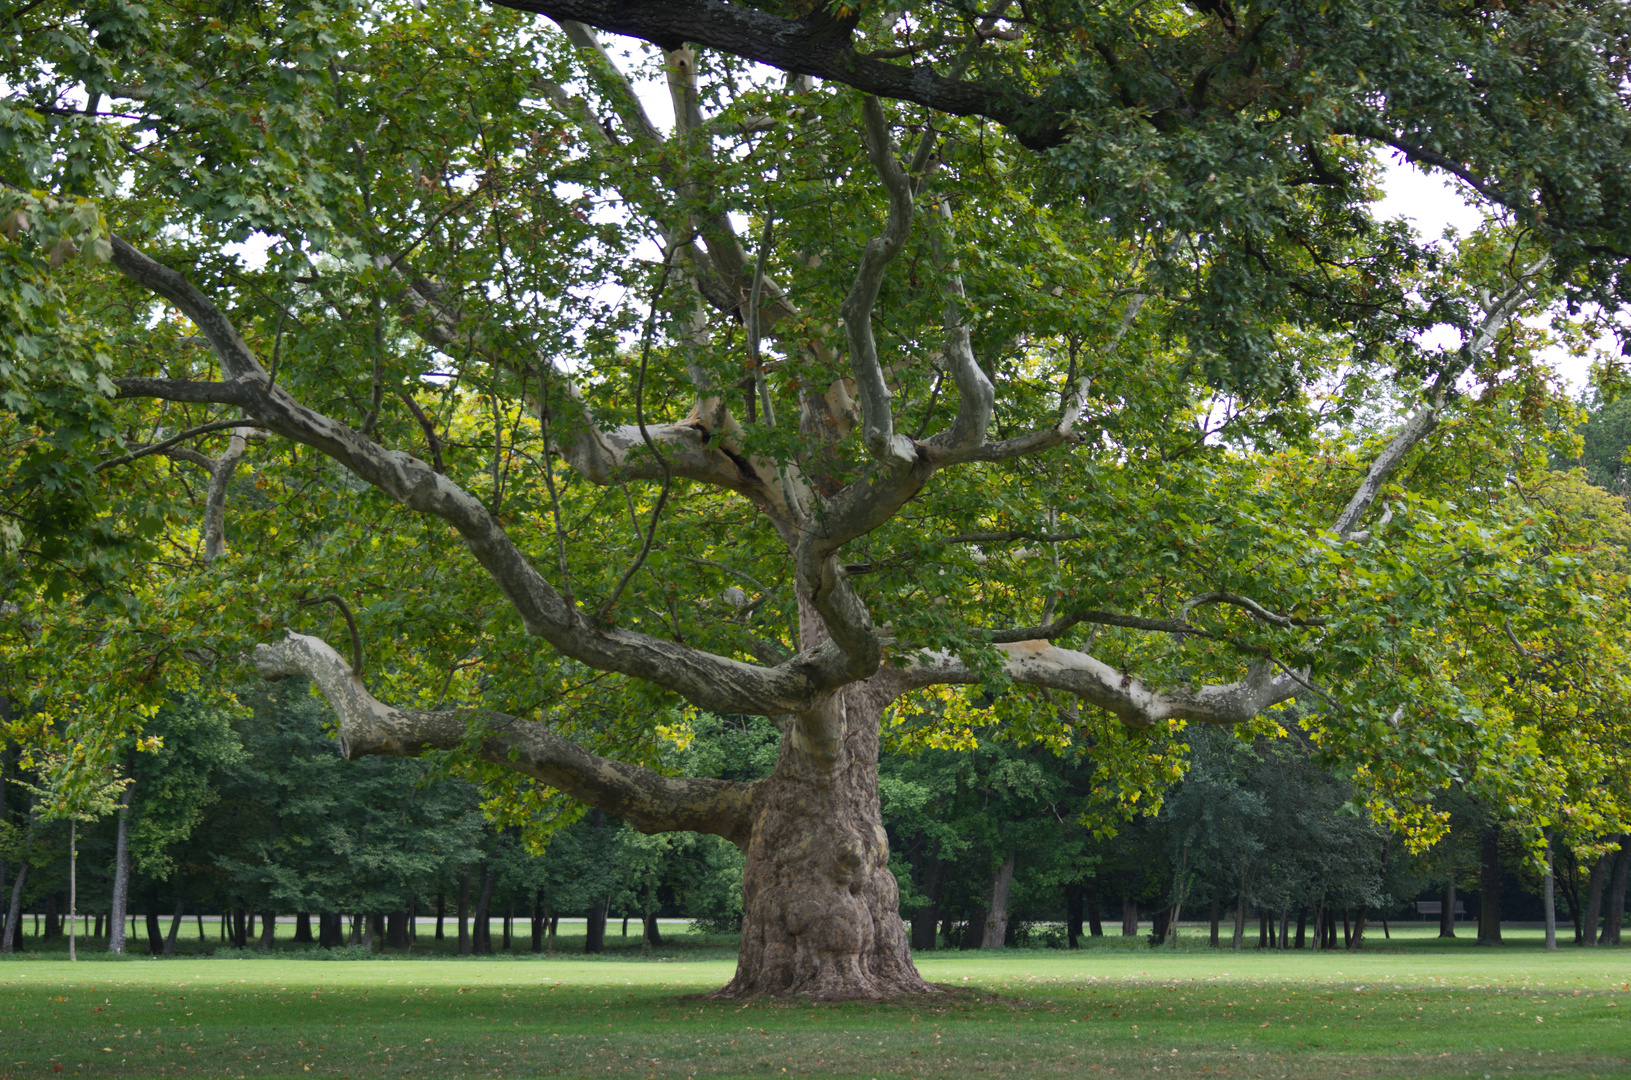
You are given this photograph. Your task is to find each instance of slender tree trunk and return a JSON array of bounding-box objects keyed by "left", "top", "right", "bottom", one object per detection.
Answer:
[
  {"left": 1087, "top": 879, "right": 1103, "bottom": 937},
  {"left": 144, "top": 892, "right": 162, "bottom": 954},
  {"left": 1605, "top": 836, "right": 1630, "bottom": 946},
  {"left": 1583, "top": 852, "right": 1611, "bottom": 946},
  {"left": 643, "top": 911, "right": 663, "bottom": 947},
  {"left": 1295, "top": 907, "right": 1307, "bottom": 949},
  {"left": 584, "top": 893, "right": 608, "bottom": 954},
  {"left": 503, "top": 906, "right": 513, "bottom": 950},
  {"left": 458, "top": 871, "right": 472, "bottom": 956},
  {"left": 1259, "top": 909, "right": 1269, "bottom": 948},
  {"left": 1121, "top": 895, "right": 1139, "bottom": 937},
  {"left": 1208, "top": 897, "right": 1221, "bottom": 947},
  {"left": 981, "top": 851, "right": 1017, "bottom": 949},
  {"left": 163, "top": 894, "right": 185, "bottom": 955},
  {"left": 1439, "top": 876, "right": 1457, "bottom": 939},
  {"left": 1311, "top": 897, "right": 1326, "bottom": 952},
  {"left": 474, "top": 863, "right": 497, "bottom": 955},
  {"left": 1065, "top": 883, "right": 1084, "bottom": 949},
  {"left": 1342, "top": 907, "right": 1351, "bottom": 949},
  {"left": 531, "top": 889, "right": 545, "bottom": 954},
  {"left": 1478, "top": 826, "right": 1502, "bottom": 944},
  {"left": 253, "top": 910, "right": 272, "bottom": 950},
  {"left": 44, "top": 891, "right": 60, "bottom": 941},
  {"left": 910, "top": 854, "right": 944, "bottom": 952},
  {"left": 547, "top": 913, "right": 557, "bottom": 954},
  {"left": 68, "top": 824, "right": 77, "bottom": 961},
  {"left": 1232, "top": 869, "right": 1247, "bottom": 951},
  {"left": 1351, "top": 907, "right": 1369, "bottom": 949},
  {"left": 1543, "top": 829, "right": 1557, "bottom": 951},
  {"left": 2, "top": 862, "right": 25, "bottom": 954}
]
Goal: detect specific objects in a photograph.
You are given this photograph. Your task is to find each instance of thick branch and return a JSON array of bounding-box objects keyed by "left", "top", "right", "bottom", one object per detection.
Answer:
[
  {"left": 496, "top": 0, "right": 1061, "bottom": 148},
  {"left": 110, "top": 237, "right": 844, "bottom": 714},
  {"left": 898, "top": 640, "right": 1300, "bottom": 728},
  {"left": 253, "top": 632, "right": 756, "bottom": 845},
  {"left": 839, "top": 96, "right": 918, "bottom": 470}
]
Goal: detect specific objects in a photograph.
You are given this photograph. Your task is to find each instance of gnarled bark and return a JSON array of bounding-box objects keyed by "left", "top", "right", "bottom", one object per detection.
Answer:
[{"left": 723, "top": 677, "right": 930, "bottom": 998}]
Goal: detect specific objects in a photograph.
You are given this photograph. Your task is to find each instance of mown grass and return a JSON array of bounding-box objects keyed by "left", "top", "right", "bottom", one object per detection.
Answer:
[{"left": 1, "top": 924, "right": 1627, "bottom": 1079}]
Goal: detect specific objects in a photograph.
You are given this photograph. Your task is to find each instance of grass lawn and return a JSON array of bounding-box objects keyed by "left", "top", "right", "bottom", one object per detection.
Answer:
[{"left": 0, "top": 924, "right": 1626, "bottom": 1079}]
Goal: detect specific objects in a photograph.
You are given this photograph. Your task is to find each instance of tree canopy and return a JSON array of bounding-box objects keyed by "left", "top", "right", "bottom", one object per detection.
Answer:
[{"left": 5, "top": 0, "right": 1631, "bottom": 996}]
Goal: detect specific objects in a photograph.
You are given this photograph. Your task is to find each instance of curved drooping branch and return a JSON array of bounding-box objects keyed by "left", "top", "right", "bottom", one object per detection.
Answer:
[
  {"left": 253, "top": 632, "right": 757, "bottom": 845},
  {"left": 897, "top": 640, "right": 1301, "bottom": 728},
  {"left": 109, "top": 236, "right": 851, "bottom": 715}
]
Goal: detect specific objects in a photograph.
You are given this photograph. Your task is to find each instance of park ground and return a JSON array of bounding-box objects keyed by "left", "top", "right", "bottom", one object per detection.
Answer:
[{"left": 0, "top": 925, "right": 1626, "bottom": 1080}]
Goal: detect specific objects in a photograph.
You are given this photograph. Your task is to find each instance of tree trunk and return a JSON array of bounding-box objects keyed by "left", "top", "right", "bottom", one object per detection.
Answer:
[
  {"left": 436, "top": 893, "right": 445, "bottom": 941},
  {"left": 981, "top": 851, "right": 1017, "bottom": 949},
  {"left": 720, "top": 679, "right": 929, "bottom": 998},
  {"left": 1065, "top": 883, "right": 1084, "bottom": 949},
  {"left": 585, "top": 893, "right": 608, "bottom": 954},
  {"left": 910, "top": 854, "right": 944, "bottom": 952},
  {"left": 1351, "top": 907, "right": 1368, "bottom": 949},
  {"left": 1603, "top": 836, "right": 1630, "bottom": 946},
  {"left": 643, "top": 910, "right": 663, "bottom": 947},
  {"left": 387, "top": 911, "right": 409, "bottom": 948},
  {"left": 1295, "top": 907, "right": 1307, "bottom": 949},
  {"left": 531, "top": 889, "right": 545, "bottom": 954},
  {"left": 1259, "top": 909, "right": 1269, "bottom": 948},
  {"left": 259, "top": 910, "right": 276, "bottom": 950},
  {"left": 44, "top": 891, "right": 61, "bottom": 941},
  {"left": 2, "top": 861, "right": 25, "bottom": 953},
  {"left": 144, "top": 892, "right": 162, "bottom": 954},
  {"left": 294, "top": 913, "right": 314, "bottom": 944},
  {"left": 503, "top": 905, "right": 513, "bottom": 950},
  {"left": 163, "top": 894, "right": 185, "bottom": 955},
  {"left": 1121, "top": 895, "right": 1139, "bottom": 937},
  {"left": 1231, "top": 871, "right": 1247, "bottom": 951},
  {"left": 1439, "top": 876, "right": 1456, "bottom": 939},
  {"left": 1087, "top": 879, "right": 1103, "bottom": 937},
  {"left": 1583, "top": 852, "right": 1612, "bottom": 946},
  {"left": 457, "top": 871, "right": 472, "bottom": 956},
  {"left": 1478, "top": 826, "right": 1502, "bottom": 944},
  {"left": 1542, "top": 830, "right": 1557, "bottom": 951},
  {"left": 474, "top": 863, "right": 497, "bottom": 954}
]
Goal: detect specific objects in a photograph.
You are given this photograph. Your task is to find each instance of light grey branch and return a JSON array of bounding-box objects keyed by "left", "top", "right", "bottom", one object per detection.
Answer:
[
  {"left": 110, "top": 236, "right": 850, "bottom": 714},
  {"left": 897, "top": 641, "right": 1300, "bottom": 728},
  {"left": 1333, "top": 256, "right": 1548, "bottom": 539},
  {"left": 838, "top": 95, "right": 918, "bottom": 469}
]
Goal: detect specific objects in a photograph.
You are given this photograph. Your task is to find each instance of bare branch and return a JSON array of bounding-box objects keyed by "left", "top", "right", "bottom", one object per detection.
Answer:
[
  {"left": 94, "top": 418, "right": 252, "bottom": 472},
  {"left": 297, "top": 594, "right": 365, "bottom": 682},
  {"left": 1332, "top": 256, "right": 1548, "bottom": 539},
  {"left": 839, "top": 96, "right": 919, "bottom": 469}
]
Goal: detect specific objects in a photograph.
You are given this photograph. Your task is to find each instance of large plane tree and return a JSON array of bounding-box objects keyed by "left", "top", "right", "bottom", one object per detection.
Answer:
[{"left": 4, "top": 0, "right": 1631, "bottom": 997}]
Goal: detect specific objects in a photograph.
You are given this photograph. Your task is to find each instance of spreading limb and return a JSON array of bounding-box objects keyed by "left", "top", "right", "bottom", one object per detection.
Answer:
[
  {"left": 898, "top": 640, "right": 1300, "bottom": 728},
  {"left": 110, "top": 236, "right": 847, "bottom": 714},
  {"left": 253, "top": 632, "right": 757, "bottom": 845}
]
